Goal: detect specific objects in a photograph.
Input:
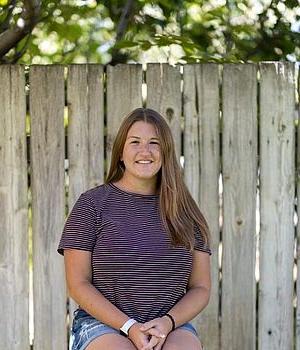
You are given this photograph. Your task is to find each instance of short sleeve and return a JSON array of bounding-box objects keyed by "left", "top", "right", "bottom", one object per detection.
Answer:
[
  {"left": 57, "top": 193, "right": 98, "bottom": 255},
  {"left": 194, "top": 225, "right": 212, "bottom": 255}
]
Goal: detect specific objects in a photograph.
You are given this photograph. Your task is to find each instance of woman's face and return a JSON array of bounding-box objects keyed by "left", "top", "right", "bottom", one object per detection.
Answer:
[{"left": 121, "top": 121, "right": 162, "bottom": 183}]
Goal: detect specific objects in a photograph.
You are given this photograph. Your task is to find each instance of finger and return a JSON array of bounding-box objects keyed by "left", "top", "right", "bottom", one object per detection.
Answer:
[
  {"left": 153, "top": 340, "right": 164, "bottom": 350},
  {"left": 140, "top": 339, "right": 152, "bottom": 350},
  {"left": 141, "top": 344, "right": 153, "bottom": 350},
  {"left": 154, "top": 338, "right": 165, "bottom": 350},
  {"left": 140, "top": 321, "right": 155, "bottom": 331},
  {"left": 154, "top": 344, "right": 163, "bottom": 350},
  {"left": 141, "top": 336, "right": 160, "bottom": 350},
  {"left": 143, "top": 327, "right": 166, "bottom": 339}
]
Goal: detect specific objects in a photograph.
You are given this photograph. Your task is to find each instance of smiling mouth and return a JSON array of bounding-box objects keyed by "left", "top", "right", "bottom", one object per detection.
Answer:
[{"left": 135, "top": 160, "right": 153, "bottom": 164}]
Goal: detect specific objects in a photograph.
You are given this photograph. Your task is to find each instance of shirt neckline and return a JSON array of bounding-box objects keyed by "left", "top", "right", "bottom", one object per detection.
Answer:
[{"left": 108, "top": 182, "right": 159, "bottom": 199}]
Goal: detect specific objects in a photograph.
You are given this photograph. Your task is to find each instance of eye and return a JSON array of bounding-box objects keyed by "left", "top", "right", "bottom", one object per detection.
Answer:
[
  {"left": 150, "top": 141, "right": 159, "bottom": 145},
  {"left": 130, "top": 140, "right": 139, "bottom": 144}
]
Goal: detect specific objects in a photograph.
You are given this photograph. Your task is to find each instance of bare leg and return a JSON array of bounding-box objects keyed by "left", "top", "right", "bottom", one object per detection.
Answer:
[
  {"left": 162, "top": 328, "right": 203, "bottom": 350},
  {"left": 86, "top": 333, "right": 137, "bottom": 350}
]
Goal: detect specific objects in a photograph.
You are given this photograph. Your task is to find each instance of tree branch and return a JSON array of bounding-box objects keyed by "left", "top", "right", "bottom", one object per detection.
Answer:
[
  {"left": 224, "top": 0, "right": 234, "bottom": 56},
  {"left": 110, "top": 0, "right": 135, "bottom": 64},
  {"left": 115, "top": 0, "right": 134, "bottom": 41},
  {"left": 0, "top": 0, "right": 17, "bottom": 32},
  {"left": 0, "top": 0, "right": 41, "bottom": 58},
  {"left": 10, "top": 32, "right": 32, "bottom": 63}
]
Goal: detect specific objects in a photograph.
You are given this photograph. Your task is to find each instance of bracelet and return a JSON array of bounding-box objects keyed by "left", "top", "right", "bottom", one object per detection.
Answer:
[
  {"left": 164, "top": 313, "right": 175, "bottom": 331},
  {"left": 119, "top": 318, "right": 137, "bottom": 337}
]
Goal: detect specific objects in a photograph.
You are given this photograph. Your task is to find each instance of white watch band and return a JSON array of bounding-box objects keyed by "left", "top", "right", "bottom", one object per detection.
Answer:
[{"left": 120, "top": 318, "right": 137, "bottom": 336}]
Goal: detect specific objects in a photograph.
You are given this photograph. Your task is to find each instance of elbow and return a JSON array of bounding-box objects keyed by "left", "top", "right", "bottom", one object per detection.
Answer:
[
  {"left": 204, "top": 288, "right": 211, "bottom": 307},
  {"left": 201, "top": 286, "right": 211, "bottom": 307},
  {"left": 192, "top": 285, "right": 211, "bottom": 308},
  {"left": 66, "top": 278, "right": 90, "bottom": 301},
  {"left": 66, "top": 280, "right": 78, "bottom": 300},
  {"left": 67, "top": 284, "right": 77, "bottom": 300}
]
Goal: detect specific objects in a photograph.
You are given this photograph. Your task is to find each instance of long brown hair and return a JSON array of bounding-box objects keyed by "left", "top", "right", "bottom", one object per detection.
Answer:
[{"left": 105, "top": 108, "right": 211, "bottom": 252}]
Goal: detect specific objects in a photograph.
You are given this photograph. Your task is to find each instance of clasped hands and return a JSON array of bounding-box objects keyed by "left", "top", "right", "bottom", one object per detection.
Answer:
[{"left": 128, "top": 316, "right": 173, "bottom": 350}]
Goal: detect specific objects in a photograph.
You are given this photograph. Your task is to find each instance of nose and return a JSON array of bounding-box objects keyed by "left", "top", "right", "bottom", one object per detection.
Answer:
[{"left": 139, "top": 143, "right": 151, "bottom": 153}]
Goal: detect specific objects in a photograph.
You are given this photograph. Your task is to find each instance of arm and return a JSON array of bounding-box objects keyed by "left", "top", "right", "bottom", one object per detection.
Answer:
[
  {"left": 140, "top": 249, "right": 211, "bottom": 337},
  {"left": 64, "top": 248, "right": 130, "bottom": 330},
  {"left": 64, "top": 248, "right": 165, "bottom": 349},
  {"left": 165, "top": 250, "right": 211, "bottom": 327}
]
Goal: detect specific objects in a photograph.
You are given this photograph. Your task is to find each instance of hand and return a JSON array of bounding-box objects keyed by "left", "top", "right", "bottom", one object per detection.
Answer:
[
  {"left": 139, "top": 316, "right": 173, "bottom": 350},
  {"left": 128, "top": 322, "right": 165, "bottom": 350}
]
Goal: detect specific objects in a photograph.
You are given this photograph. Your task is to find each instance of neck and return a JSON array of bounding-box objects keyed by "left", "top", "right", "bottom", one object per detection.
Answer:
[{"left": 115, "top": 177, "right": 158, "bottom": 195}]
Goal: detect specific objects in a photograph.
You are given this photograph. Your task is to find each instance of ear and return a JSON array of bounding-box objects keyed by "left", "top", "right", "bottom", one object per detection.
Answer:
[{"left": 120, "top": 152, "right": 124, "bottom": 162}]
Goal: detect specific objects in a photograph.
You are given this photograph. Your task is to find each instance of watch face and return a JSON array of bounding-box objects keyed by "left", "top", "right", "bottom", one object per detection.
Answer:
[{"left": 120, "top": 329, "right": 128, "bottom": 337}]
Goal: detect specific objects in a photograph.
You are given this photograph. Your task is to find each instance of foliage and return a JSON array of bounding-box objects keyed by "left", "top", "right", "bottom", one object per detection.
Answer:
[{"left": 0, "top": 0, "right": 299, "bottom": 64}]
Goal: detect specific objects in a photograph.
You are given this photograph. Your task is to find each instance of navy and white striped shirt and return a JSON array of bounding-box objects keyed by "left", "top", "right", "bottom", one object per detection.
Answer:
[{"left": 58, "top": 183, "right": 211, "bottom": 323}]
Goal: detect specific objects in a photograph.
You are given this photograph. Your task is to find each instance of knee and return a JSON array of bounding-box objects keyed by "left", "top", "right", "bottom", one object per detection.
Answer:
[
  {"left": 163, "top": 342, "right": 189, "bottom": 350},
  {"left": 163, "top": 345, "right": 181, "bottom": 350},
  {"left": 162, "top": 338, "right": 203, "bottom": 350},
  {"left": 163, "top": 344, "right": 202, "bottom": 350},
  {"left": 86, "top": 334, "right": 137, "bottom": 350}
]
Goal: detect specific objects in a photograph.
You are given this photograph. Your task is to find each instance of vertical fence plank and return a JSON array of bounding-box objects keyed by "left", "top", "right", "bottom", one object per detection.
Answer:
[
  {"left": 222, "top": 64, "right": 257, "bottom": 350},
  {"left": 88, "top": 65, "right": 105, "bottom": 187},
  {"left": 259, "top": 62, "right": 295, "bottom": 350},
  {"left": 68, "top": 64, "right": 89, "bottom": 209},
  {"left": 146, "top": 63, "right": 182, "bottom": 160},
  {"left": 183, "top": 64, "right": 200, "bottom": 202},
  {"left": 297, "top": 68, "right": 300, "bottom": 350},
  {"left": 67, "top": 64, "right": 104, "bottom": 320},
  {"left": 0, "top": 65, "right": 28, "bottom": 349},
  {"left": 106, "top": 64, "right": 143, "bottom": 168},
  {"left": 30, "top": 65, "right": 66, "bottom": 350},
  {"left": 67, "top": 64, "right": 88, "bottom": 321},
  {"left": 68, "top": 64, "right": 104, "bottom": 201},
  {"left": 183, "top": 64, "right": 220, "bottom": 350}
]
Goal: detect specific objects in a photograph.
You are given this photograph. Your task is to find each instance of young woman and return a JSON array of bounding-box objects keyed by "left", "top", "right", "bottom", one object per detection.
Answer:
[{"left": 58, "top": 108, "right": 212, "bottom": 350}]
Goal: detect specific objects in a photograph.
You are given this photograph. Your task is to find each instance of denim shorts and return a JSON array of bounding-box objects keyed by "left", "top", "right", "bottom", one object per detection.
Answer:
[{"left": 70, "top": 309, "right": 199, "bottom": 350}]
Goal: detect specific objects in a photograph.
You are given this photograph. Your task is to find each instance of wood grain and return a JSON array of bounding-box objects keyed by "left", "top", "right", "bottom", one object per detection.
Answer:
[
  {"left": 30, "top": 65, "right": 66, "bottom": 350},
  {"left": 146, "top": 63, "right": 182, "bottom": 161},
  {"left": 221, "top": 64, "right": 257, "bottom": 350},
  {"left": 258, "top": 62, "right": 295, "bottom": 350},
  {"left": 0, "top": 65, "right": 29, "bottom": 349},
  {"left": 183, "top": 64, "right": 220, "bottom": 350},
  {"left": 106, "top": 64, "right": 143, "bottom": 170},
  {"left": 67, "top": 64, "right": 104, "bottom": 320},
  {"left": 197, "top": 64, "right": 220, "bottom": 350}
]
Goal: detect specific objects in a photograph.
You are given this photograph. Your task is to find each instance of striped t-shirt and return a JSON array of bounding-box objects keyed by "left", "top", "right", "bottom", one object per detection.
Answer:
[{"left": 58, "top": 183, "right": 211, "bottom": 323}]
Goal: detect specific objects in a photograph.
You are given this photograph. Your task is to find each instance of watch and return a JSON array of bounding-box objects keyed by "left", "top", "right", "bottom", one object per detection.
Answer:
[{"left": 119, "top": 318, "right": 138, "bottom": 337}]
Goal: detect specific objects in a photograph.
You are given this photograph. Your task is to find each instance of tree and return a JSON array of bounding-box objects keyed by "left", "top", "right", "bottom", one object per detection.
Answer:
[
  {"left": 0, "top": 0, "right": 41, "bottom": 62},
  {"left": 0, "top": 0, "right": 299, "bottom": 64}
]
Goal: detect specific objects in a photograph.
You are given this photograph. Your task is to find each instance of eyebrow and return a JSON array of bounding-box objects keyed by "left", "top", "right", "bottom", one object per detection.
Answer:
[{"left": 128, "top": 136, "right": 159, "bottom": 140}]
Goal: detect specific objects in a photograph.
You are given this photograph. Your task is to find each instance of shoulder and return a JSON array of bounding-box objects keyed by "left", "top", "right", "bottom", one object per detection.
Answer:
[
  {"left": 80, "top": 183, "right": 111, "bottom": 212},
  {"left": 83, "top": 183, "right": 109, "bottom": 198}
]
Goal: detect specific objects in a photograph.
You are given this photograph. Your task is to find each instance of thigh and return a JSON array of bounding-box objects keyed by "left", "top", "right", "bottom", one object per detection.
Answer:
[
  {"left": 162, "top": 328, "right": 202, "bottom": 350},
  {"left": 70, "top": 309, "right": 136, "bottom": 350},
  {"left": 86, "top": 333, "right": 137, "bottom": 350}
]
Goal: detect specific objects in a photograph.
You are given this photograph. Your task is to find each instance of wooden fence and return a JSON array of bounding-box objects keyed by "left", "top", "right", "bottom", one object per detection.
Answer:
[{"left": 0, "top": 62, "right": 298, "bottom": 350}]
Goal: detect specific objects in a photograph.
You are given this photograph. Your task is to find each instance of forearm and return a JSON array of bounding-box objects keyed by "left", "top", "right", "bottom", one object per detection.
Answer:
[
  {"left": 167, "top": 286, "right": 210, "bottom": 328},
  {"left": 68, "top": 281, "right": 130, "bottom": 330}
]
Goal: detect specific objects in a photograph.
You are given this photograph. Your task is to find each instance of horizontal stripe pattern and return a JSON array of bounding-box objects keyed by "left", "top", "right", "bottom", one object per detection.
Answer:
[{"left": 58, "top": 183, "right": 211, "bottom": 323}]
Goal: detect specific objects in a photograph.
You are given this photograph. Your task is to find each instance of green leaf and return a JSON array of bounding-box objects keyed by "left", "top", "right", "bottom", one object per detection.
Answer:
[{"left": 114, "top": 40, "right": 139, "bottom": 49}]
